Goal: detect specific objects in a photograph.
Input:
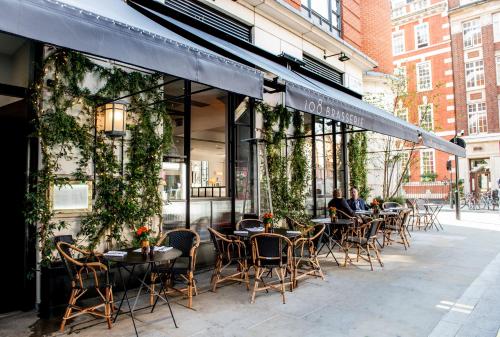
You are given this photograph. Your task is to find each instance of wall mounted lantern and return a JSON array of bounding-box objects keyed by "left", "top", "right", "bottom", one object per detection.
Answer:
[
  {"left": 324, "top": 51, "right": 350, "bottom": 62},
  {"left": 100, "top": 101, "right": 127, "bottom": 137}
]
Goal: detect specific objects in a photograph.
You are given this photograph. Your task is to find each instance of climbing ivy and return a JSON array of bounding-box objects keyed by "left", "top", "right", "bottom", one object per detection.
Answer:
[
  {"left": 257, "top": 102, "right": 308, "bottom": 221},
  {"left": 25, "top": 48, "right": 172, "bottom": 264},
  {"left": 347, "top": 132, "right": 369, "bottom": 199}
]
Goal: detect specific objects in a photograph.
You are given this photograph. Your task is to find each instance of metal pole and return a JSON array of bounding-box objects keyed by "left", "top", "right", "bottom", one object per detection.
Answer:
[
  {"left": 455, "top": 154, "right": 461, "bottom": 220},
  {"left": 450, "top": 169, "right": 453, "bottom": 209}
]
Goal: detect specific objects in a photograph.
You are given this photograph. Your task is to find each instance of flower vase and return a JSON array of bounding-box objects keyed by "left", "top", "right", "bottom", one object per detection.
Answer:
[
  {"left": 140, "top": 240, "right": 150, "bottom": 259},
  {"left": 330, "top": 214, "right": 337, "bottom": 222},
  {"left": 264, "top": 221, "right": 272, "bottom": 233}
]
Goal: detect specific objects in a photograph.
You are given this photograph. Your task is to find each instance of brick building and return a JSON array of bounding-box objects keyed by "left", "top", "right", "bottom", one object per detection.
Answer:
[
  {"left": 448, "top": 0, "right": 500, "bottom": 195},
  {"left": 391, "top": 0, "right": 457, "bottom": 197}
]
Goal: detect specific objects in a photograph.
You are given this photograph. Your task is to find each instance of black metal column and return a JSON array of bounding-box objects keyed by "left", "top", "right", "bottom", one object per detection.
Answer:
[
  {"left": 341, "top": 123, "right": 348, "bottom": 198},
  {"left": 311, "top": 116, "right": 317, "bottom": 218},
  {"left": 184, "top": 80, "right": 191, "bottom": 229},
  {"left": 228, "top": 93, "right": 236, "bottom": 226}
]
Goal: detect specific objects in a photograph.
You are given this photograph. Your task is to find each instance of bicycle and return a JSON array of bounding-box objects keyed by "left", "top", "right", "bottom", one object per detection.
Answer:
[{"left": 460, "top": 192, "right": 479, "bottom": 210}]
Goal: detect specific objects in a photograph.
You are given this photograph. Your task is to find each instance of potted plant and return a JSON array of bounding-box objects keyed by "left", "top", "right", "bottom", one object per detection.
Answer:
[
  {"left": 135, "top": 226, "right": 152, "bottom": 258},
  {"left": 370, "top": 199, "right": 380, "bottom": 215},
  {"left": 328, "top": 207, "right": 337, "bottom": 222},
  {"left": 262, "top": 213, "right": 273, "bottom": 233}
]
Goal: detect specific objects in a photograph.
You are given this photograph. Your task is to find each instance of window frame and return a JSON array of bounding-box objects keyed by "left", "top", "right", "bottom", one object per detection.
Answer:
[
  {"left": 494, "top": 13, "right": 500, "bottom": 42},
  {"left": 302, "top": 0, "right": 342, "bottom": 37},
  {"left": 416, "top": 61, "right": 432, "bottom": 92},
  {"left": 418, "top": 103, "right": 434, "bottom": 131},
  {"left": 462, "top": 19, "right": 482, "bottom": 49},
  {"left": 467, "top": 101, "right": 488, "bottom": 135},
  {"left": 414, "top": 22, "right": 430, "bottom": 49},
  {"left": 465, "top": 60, "right": 485, "bottom": 89},
  {"left": 392, "top": 30, "right": 405, "bottom": 55},
  {"left": 420, "top": 149, "right": 436, "bottom": 176}
]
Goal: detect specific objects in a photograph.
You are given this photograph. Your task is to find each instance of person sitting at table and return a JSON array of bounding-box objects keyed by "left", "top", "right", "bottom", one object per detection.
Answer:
[
  {"left": 347, "top": 187, "right": 369, "bottom": 211},
  {"left": 328, "top": 189, "right": 355, "bottom": 218}
]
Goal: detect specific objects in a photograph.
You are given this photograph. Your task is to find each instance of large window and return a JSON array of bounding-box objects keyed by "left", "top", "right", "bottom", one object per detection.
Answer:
[
  {"left": 467, "top": 102, "right": 487, "bottom": 134},
  {"left": 494, "top": 13, "right": 500, "bottom": 42},
  {"left": 418, "top": 104, "right": 434, "bottom": 131},
  {"left": 420, "top": 150, "right": 435, "bottom": 176},
  {"left": 465, "top": 60, "right": 485, "bottom": 89},
  {"left": 496, "top": 56, "right": 500, "bottom": 85},
  {"left": 396, "top": 106, "right": 409, "bottom": 122},
  {"left": 463, "top": 19, "right": 482, "bottom": 48},
  {"left": 303, "top": 0, "right": 342, "bottom": 36},
  {"left": 412, "top": 0, "right": 430, "bottom": 11},
  {"left": 416, "top": 61, "right": 432, "bottom": 91},
  {"left": 415, "top": 23, "right": 429, "bottom": 49},
  {"left": 392, "top": 31, "right": 405, "bottom": 55},
  {"left": 394, "top": 66, "right": 407, "bottom": 92}
]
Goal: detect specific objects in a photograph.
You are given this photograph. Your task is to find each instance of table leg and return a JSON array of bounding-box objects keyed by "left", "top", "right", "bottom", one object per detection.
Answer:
[
  {"left": 115, "top": 265, "right": 138, "bottom": 337},
  {"left": 151, "top": 262, "right": 178, "bottom": 328}
]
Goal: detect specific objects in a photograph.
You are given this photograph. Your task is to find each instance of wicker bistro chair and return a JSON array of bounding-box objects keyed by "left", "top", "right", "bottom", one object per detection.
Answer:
[
  {"left": 236, "top": 218, "right": 264, "bottom": 230},
  {"left": 343, "top": 219, "right": 384, "bottom": 271},
  {"left": 382, "top": 201, "right": 403, "bottom": 210},
  {"left": 285, "top": 216, "right": 307, "bottom": 232},
  {"left": 250, "top": 233, "right": 293, "bottom": 304},
  {"left": 383, "top": 209, "right": 412, "bottom": 249},
  {"left": 55, "top": 238, "right": 113, "bottom": 332},
  {"left": 293, "top": 224, "right": 326, "bottom": 287},
  {"left": 207, "top": 227, "right": 250, "bottom": 292},
  {"left": 406, "top": 199, "right": 428, "bottom": 230},
  {"left": 151, "top": 229, "right": 200, "bottom": 309}
]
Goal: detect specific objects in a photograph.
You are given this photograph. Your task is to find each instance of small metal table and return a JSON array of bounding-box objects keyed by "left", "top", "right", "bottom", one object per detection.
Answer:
[
  {"left": 105, "top": 247, "right": 182, "bottom": 337},
  {"left": 311, "top": 218, "right": 355, "bottom": 265},
  {"left": 423, "top": 203, "right": 444, "bottom": 231},
  {"left": 233, "top": 227, "right": 302, "bottom": 240}
]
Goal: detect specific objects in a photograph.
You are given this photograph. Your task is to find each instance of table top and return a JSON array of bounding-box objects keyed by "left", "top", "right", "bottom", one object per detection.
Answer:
[
  {"left": 355, "top": 210, "right": 372, "bottom": 215},
  {"left": 103, "top": 247, "right": 182, "bottom": 265},
  {"left": 424, "top": 203, "right": 443, "bottom": 207},
  {"left": 384, "top": 207, "right": 406, "bottom": 211},
  {"left": 233, "top": 227, "right": 302, "bottom": 239},
  {"left": 378, "top": 210, "right": 398, "bottom": 216},
  {"left": 311, "top": 218, "right": 354, "bottom": 226}
]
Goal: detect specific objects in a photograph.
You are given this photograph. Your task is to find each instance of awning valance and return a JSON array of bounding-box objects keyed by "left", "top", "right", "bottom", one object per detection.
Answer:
[
  {"left": 0, "top": 0, "right": 263, "bottom": 98},
  {"left": 137, "top": 4, "right": 465, "bottom": 157}
]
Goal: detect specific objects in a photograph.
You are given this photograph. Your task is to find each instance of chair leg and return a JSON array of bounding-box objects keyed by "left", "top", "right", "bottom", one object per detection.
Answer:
[
  {"left": 280, "top": 267, "right": 286, "bottom": 304},
  {"left": 105, "top": 286, "right": 112, "bottom": 329},
  {"left": 372, "top": 243, "right": 384, "bottom": 267},
  {"left": 187, "top": 272, "right": 194, "bottom": 308},
  {"left": 251, "top": 266, "right": 261, "bottom": 303},
  {"left": 366, "top": 244, "right": 373, "bottom": 271},
  {"left": 60, "top": 288, "right": 78, "bottom": 332}
]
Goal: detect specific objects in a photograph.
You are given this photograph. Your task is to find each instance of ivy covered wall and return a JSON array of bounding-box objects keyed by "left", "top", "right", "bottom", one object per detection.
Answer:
[{"left": 26, "top": 48, "right": 172, "bottom": 264}]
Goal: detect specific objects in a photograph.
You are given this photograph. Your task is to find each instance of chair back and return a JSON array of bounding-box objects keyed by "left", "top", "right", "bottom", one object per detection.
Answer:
[
  {"left": 163, "top": 229, "right": 200, "bottom": 271},
  {"left": 310, "top": 224, "right": 326, "bottom": 251},
  {"left": 400, "top": 208, "right": 411, "bottom": 226},
  {"left": 336, "top": 209, "right": 354, "bottom": 220},
  {"left": 285, "top": 216, "right": 307, "bottom": 231},
  {"left": 382, "top": 202, "right": 402, "bottom": 210},
  {"left": 251, "top": 233, "right": 291, "bottom": 267},
  {"left": 365, "top": 219, "right": 383, "bottom": 240},
  {"left": 243, "top": 213, "right": 259, "bottom": 220},
  {"left": 54, "top": 235, "right": 77, "bottom": 281},
  {"left": 237, "top": 218, "right": 264, "bottom": 230}
]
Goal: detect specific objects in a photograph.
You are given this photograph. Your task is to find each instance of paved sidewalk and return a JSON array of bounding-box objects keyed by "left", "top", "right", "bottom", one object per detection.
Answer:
[{"left": 1, "top": 210, "right": 500, "bottom": 337}]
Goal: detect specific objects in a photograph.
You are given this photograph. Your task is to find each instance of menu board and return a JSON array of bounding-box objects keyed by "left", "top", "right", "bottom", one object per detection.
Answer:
[{"left": 52, "top": 181, "right": 92, "bottom": 213}]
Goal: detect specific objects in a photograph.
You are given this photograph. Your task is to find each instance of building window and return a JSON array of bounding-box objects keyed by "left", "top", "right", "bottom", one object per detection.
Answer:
[
  {"left": 415, "top": 23, "right": 429, "bottom": 49},
  {"left": 302, "top": 0, "right": 342, "bottom": 36},
  {"left": 467, "top": 102, "right": 487, "bottom": 134},
  {"left": 420, "top": 149, "right": 435, "bottom": 177},
  {"left": 392, "top": 31, "right": 405, "bottom": 55},
  {"left": 460, "top": 0, "right": 478, "bottom": 6},
  {"left": 418, "top": 104, "right": 434, "bottom": 130},
  {"left": 465, "top": 60, "right": 485, "bottom": 89},
  {"left": 395, "top": 104, "right": 409, "bottom": 122},
  {"left": 496, "top": 56, "right": 500, "bottom": 85},
  {"left": 463, "top": 19, "right": 482, "bottom": 49},
  {"left": 394, "top": 66, "right": 408, "bottom": 92},
  {"left": 412, "top": 0, "right": 430, "bottom": 11},
  {"left": 416, "top": 61, "right": 432, "bottom": 91},
  {"left": 494, "top": 13, "right": 500, "bottom": 42},
  {"left": 399, "top": 151, "right": 410, "bottom": 182}
]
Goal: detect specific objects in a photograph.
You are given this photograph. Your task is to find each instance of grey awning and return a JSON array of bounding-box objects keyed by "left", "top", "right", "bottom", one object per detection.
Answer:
[
  {"left": 131, "top": 2, "right": 466, "bottom": 157},
  {"left": 0, "top": 0, "right": 263, "bottom": 98}
]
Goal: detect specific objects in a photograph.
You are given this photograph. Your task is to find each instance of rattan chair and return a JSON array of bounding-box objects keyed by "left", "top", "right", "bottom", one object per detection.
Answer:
[
  {"left": 406, "top": 199, "right": 428, "bottom": 230},
  {"left": 250, "top": 233, "right": 293, "bottom": 304},
  {"left": 55, "top": 238, "right": 113, "bottom": 332},
  {"left": 285, "top": 216, "right": 307, "bottom": 232},
  {"left": 236, "top": 218, "right": 264, "bottom": 230},
  {"left": 208, "top": 227, "right": 249, "bottom": 292},
  {"left": 382, "top": 201, "right": 403, "bottom": 210},
  {"left": 293, "top": 224, "right": 326, "bottom": 286},
  {"left": 383, "top": 208, "right": 411, "bottom": 249},
  {"left": 343, "top": 219, "right": 384, "bottom": 271},
  {"left": 151, "top": 229, "right": 200, "bottom": 309}
]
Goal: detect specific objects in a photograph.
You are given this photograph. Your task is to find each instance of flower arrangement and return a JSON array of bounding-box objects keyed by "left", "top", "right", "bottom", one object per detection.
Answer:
[
  {"left": 328, "top": 207, "right": 337, "bottom": 217},
  {"left": 370, "top": 199, "right": 380, "bottom": 213},
  {"left": 136, "top": 226, "right": 152, "bottom": 243},
  {"left": 262, "top": 213, "right": 273, "bottom": 225}
]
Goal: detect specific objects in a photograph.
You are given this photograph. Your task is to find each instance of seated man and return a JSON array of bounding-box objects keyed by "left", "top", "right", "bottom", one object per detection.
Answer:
[
  {"left": 328, "top": 188, "right": 355, "bottom": 218},
  {"left": 347, "top": 187, "right": 369, "bottom": 211}
]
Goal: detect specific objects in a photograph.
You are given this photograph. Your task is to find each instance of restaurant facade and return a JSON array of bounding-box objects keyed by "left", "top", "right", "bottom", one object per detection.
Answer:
[{"left": 0, "top": 0, "right": 465, "bottom": 314}]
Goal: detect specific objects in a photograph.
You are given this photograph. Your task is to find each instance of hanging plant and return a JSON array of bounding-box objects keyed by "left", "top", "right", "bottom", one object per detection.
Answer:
[{"left": 25, "top": 48, "right": 173, "bottom": 263}]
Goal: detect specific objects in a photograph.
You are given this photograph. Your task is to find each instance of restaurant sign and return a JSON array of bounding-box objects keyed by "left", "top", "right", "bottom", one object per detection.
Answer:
[{"left": 285, "top": 82, "right": 420, "bottom": 143}]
